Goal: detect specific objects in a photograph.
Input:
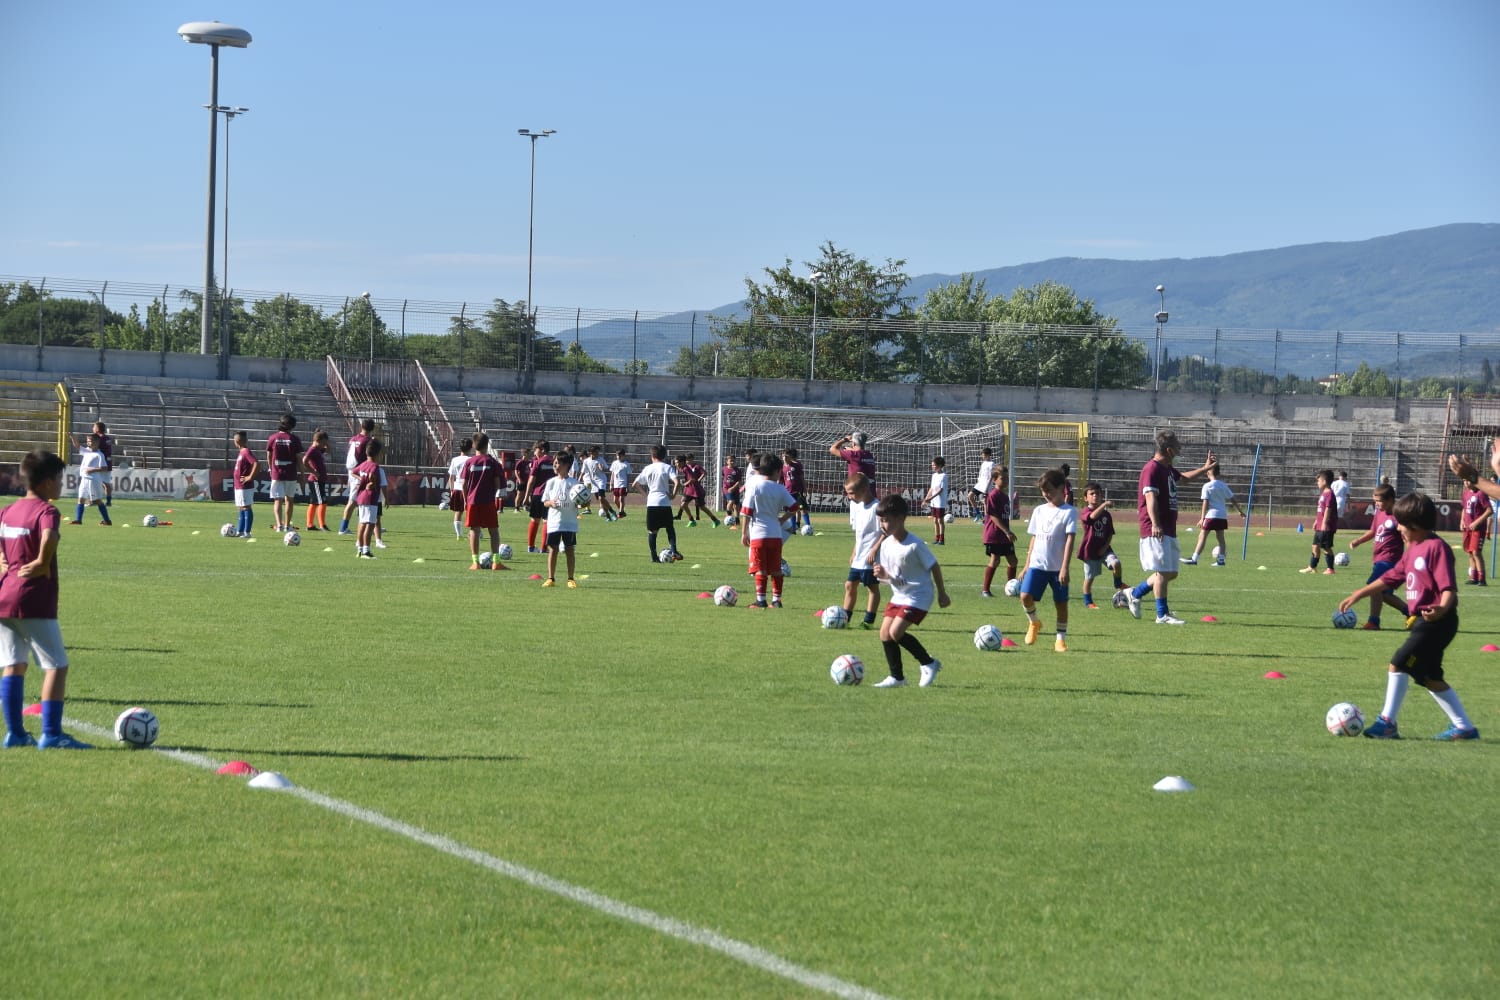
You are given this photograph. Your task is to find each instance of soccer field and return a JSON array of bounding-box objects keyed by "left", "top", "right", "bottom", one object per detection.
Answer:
[{"left": 3, "top": 500, "right": 1496, "bottom": 998}]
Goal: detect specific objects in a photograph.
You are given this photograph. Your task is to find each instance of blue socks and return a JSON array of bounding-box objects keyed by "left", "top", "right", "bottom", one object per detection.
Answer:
[
  {"left": 1132, "top": 581, "right": 1152, "bottom": 599},
  {"left": 238, "top": 508, "right": 254, "bottom": 535},
  {"left": 1, "top": 676, "right": 22, "bottom": 735},
  {"left": 75, "top": 503, "right": 84, "bottom": 522},
  {"left": 41, "top": 699, "right": 62, "bottom": 738},
  {"left": 339, "top": 517, "right": 350, "bottom": 533},
  {"left": 1156, "top": 598, "right": 1169, "bottom": 618}
]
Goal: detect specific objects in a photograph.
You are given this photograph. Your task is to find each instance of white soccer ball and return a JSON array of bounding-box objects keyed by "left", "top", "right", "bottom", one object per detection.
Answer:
[
  {"left": 1334, "top": 551, "right": 1351, "bottom": 567},
  {"left": 497, "top": 543, "right": 513, "bottom": 560},
  {"left": 973, "top": 624, "right": 1004, "bottom": 650},
  {"left": 1112, "top": 588, "right": 1131, "bottom": 610},
  {"left": 1003, "top": 578, "right": 1022, "bottom": 598},
  {"left": 659, "top": 548, "right": 678, "bottom": 563},
  {"left": 830, "top": 654, "right": 865, "bottom": 686},
  {"left": 114, "top": 707, "right": 159, "bottom": 748},
  {"left": 799, "top": 523, "right": 815, "bottom": 537},
  {"left": 821, "top": 606, "right": 849, "bottom": 629},
  {"left": 1104, "top": 553, "right": 1120, "bottom": 571},
  {"left": 283, "top": 530, "right": 301, "bottom": 547},
  {"left": 944, "top": 512, "right": 955, "bottom": 523},
  {"left": 1326, "top": 701, "right": 1365, "bottom": 736},
  {"left": 1211, "top": 545, "right": 1222, "bottom": 560},
  {"left": 713, "top": 584, "right": 738, "bottom": 607},
  {"left": 569, "top": 482, "right": 593, "bottom": 507},
  {"left": 780, "top": 559, "right": 792, "bottom": 577},
  {"left": 1332, "top": 608, "right": 1358, "bottom": 629},
  {"left": 478, "top": 551, "right": 494, "bottom": 568},
  {"left": 724, "top": 515, "right": 737, "bottom": 528},
  {"left": 220, "top": 523, "right": 238, "bottom": 538},
  {"left": 142, "top": 514, "right": 158, "bottom": 528}
]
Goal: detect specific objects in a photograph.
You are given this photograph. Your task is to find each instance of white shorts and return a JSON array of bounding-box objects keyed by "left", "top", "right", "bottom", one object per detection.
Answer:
[
  {"left": 347, "top": 471, "right": 361, "bottom": 492},
  {"left": 99, "top": 470, "right": 113, "bottom": 485},
  {"left": 269, "top": 480, "right": 296, "bottom": 500},
  {"left": 1138, "top": 536, "right": 1180, "bottom": 574},
  {"left": 357, "top": 504, "right": 379, "bottom": 525},
  {"left": 234, "top": 488, "right": 254, "bottom": 507},
  {"left": 0, "top": 618, "right": 69, "bottom": 670},
  {"left": 78, "top": 479, "right": 102, "bottom": 502}
]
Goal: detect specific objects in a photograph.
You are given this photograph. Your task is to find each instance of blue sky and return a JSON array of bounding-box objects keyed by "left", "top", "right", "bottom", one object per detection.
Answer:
[{"left": 1, "top": 0, "right": 1496, "bottom": 313}]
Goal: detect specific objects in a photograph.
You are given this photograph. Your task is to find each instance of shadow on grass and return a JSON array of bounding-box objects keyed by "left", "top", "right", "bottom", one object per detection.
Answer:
[
  {"left": 72, "top": 646, "right": 179, "bottom": 654},
  {"left": 1011, "top": 685, "right": 1196, "bottom": 699},
  {"left": 172, "top": 744, "right": 525, "bottom": 763},
  {"left": 71, "top": 696, "right": 315, "bottom": 710}
]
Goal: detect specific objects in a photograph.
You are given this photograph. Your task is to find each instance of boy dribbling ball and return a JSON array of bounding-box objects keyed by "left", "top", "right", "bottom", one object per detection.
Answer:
[
  {"left": 871, "top": 494, "right": 950, "bottom": 687},
  {"left": 1019, "top": 469, "right": 1078, "bottom": 652},
  {"left": 1337, "top": 492, "right": 1478, "bottom": 741}
]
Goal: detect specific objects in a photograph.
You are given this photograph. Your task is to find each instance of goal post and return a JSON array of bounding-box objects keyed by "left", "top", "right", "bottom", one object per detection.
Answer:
[
  {"left": 1010, "top": 420, "right": 1090, "bottom": 493},
  {"left": 0, "top": 381, "right": 70, "bottom": 465}
]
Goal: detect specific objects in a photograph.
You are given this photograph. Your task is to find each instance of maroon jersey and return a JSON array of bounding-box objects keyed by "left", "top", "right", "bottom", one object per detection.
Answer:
[
  {"left": 0, "top": 497, "right": 60, "bottom": 618},
  {"left": 267, "top": 431, "right": 303, "bottom": 482},
  {"left": 1137, "top": 458, "right": 1183, "bottom": 538},
  {"left": 838, "top": 448, "right": 876, "bottom": 487},
  {"left": 463, "top": 453, "right": 505, "bottom": 508},
  {"left": 683, "top": 462, "right": 707, "bottom": 500},
  {"left": 1078, "top": 505, "right": 1114, "bottom": 561},
  {"left": 304, "top": 447, "right": 327, "bottom": 484},
  {"left": 353, "top": 459, "right": 384, "bottom": 506},
  {"left": 234, "top": 447, "right": 257, "bottom": 488},
  {"left": 722, "top": 464, "right": 743, "bottom": 498},
  {"left": 97, "top": 434, "right": 114, "bottom": 470},
  {"left": 982, "top": 488, "right": 1011, "bottom": 545},
  {"left": 1381, "top": 535, "right": 1457, "bottom": 614},
  {"left": 1371, "top": 510, "right": 1403, "bottom": 565},
  {"left": 527, "top": 454, "right": 555, "bottom": 498},
  {"left": 781, "top": 460, "right": 805, "bottom": 495},
  {"left": 346, "top": 433, "right": 371, "bottom": 470},
  {"left": 1462, "top": 488, "right": 1489, "bottom": 538},
  {"left": 1314, "top": 488, "right": 1335, "bottom": 531}
]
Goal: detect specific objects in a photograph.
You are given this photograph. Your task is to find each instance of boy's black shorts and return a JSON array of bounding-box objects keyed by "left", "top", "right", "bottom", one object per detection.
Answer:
[
  {"left": 1392, "top": 611, "right": 1458, "bottom": 684},
  {"left": 1313, "top": 529, "right": 1336, "bottom": 549},
  {"left": 985, "top": 539, "right": 1016, "bottom": 558}
]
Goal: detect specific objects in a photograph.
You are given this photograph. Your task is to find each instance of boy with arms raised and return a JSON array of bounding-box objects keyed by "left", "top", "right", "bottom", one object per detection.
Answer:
[
  {"left": 2, "top": 451, "right": 91, "bottom": 749},
  {"left": 871, "top": 494, "right": 949, "bottom": 687},
  {"left": 1338, "top": 493, "right": 1478, "bottom": 740},
  {"left": 1077, "top": 481, "right": 1125, "bottom": 609},
  {"left": 1347, "top": 483, "right": 1408, "bottom": 630},
  {"left": 980, "top": 465, "right": 1018, "bottom": 598},
  {"left": 740, "top": 453, "right": 798, "bottom": 608},
  {"left": 840, "top": 472, "right": 881, "bottom": 628},
  {"left": 1019, "top": 468, "right": 1078, "bottom": 652}
]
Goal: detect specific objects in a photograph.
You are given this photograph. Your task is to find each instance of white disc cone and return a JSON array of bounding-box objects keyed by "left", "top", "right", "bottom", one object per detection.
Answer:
[
  {"left": 1153, "top": 775, "right": 1195, "bottom": 793},
  {"left": 247, "top": 771, "right": 294, "bottom": 790}
]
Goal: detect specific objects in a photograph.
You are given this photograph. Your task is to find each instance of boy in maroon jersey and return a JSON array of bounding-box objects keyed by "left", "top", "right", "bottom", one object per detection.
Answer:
[
  {"left": 1347, "top": 484, "right": 1409, "bottom": 630},
  {"left": 462, "top": 433, "right": 510, "bottom": 571},
  {"left": 1459, "top": 480, "right": 1490, "bottom": 585},
  {"left": 676, "top": 453, "right": 721, "bottom": 527},
  {"left": 830, "top": 432, "right": 877, "bottom": 496},
  {"left": 266, "top": 414, "right": 304, "bottom": 533},
  {"left": 92, "top": 420, "right": 114, "bottom": 507},
  {"left": 232, "top": 430, "right": 259, "bottom": 539},
  {"left": 1301, "top": 470, "right": 1338, "bottom": 575},
  {"left": 980, "top": 466, "right": 1017, "bottom": 598},
  {"left": 781, "top": 448, "right": 810, "bottom": 532},
  {"left": 1338, "top": 492, "right": 1478, "bottom": 740},
  {"left": 302, "top": 429, "right": 332, "bottom": 531},
  {"left": 721, "top": 454, "right": 743, "bottom": 524},
  {"left": 338, "top": 418, "right": 376, "bottom": 535},
  {"left": 1077, "top": 482, "right": 1126, "bottom": 609},
  {"left": 524, "top": 440, "right": 555, "bottom": 553},
  {"left": 352, "top": 439, "right": 388, "bottom": 559},
  {"left": 1, "top": 450, "right": 91, "bottom": 749}
]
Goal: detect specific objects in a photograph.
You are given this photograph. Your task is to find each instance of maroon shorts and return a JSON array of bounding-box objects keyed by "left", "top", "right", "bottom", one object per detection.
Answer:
[
  {"left": 1201, "top": 517, "right": 1228, "bottom": 532},
  {"left": 1463, "top": 530, "right": 1487, "bottom": 555},
  {"left": 449, "top": 490, "right": 465, "bottom": 513},
  {"left": 883, "top": 603, "right": 928, "bottom": 624}
]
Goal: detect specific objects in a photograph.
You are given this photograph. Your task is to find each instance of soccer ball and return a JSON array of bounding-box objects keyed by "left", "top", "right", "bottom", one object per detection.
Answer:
[
  {"left": 973, "top": 624, "right": 1004, "bottom": 650},
  {"left": 1332, "top": 608, "right": 1358, "bottom": 629},
  {"left": 569, "top": 482, "right": 593, "bottom": 507},
  {"left": 1104, "top": 553, "right": 1120, "bottom": 571},
  {"left": 142, "top": 514, "right": 158, "bottom": 528},
  {"left": 497, "top": 543, "right": 513, "bottom": 560},
  {"left": 1112, "top": 589, "right": 1130, "bottom": 610},
  {"left": 114, "top": 707, "right": 159, "bottom": 748},
  {"left": 829, "top": 654, "right": 864, "bottom": 686},
  {"left": 724, "top": 515, "right": 738, "bottom": 528},
  {"left": 1003, "top": 578, "right": 1022, "bottom": 598},
  {"left": 1326, "top": 701, "right": 1365, "bottom": 736},
  {"left": 821, "top": 606, "right": 850, "bottom": 629},
  {"left": 780, "top": 559, "right": 792, "bottom": 577},
  {"left": 220, "top": 523, "right": 238, "bottom": 538},
  {"left": 714, "top": 585, "right": 738, "bottom": 607},
  {"left": 478, "top": 551, "right": 494, "bottom": 568},
  {"left": 1211, "top": 545, "right": 1222, "bottom": 560},
  {"left": 283, "top": 530, "right": 301, "bottom": 547},
  {"left": 944, "top": 512, "right": 955, "bottom": 523},
  {"left": 659, "top": 548, "right": 678, "bottom": 563},
  {"left": 799, "top": 523, "right": 815, "bottom": 537},
  {"left": 1334, "top": 551, "right": 1351, "bottom": 567}
]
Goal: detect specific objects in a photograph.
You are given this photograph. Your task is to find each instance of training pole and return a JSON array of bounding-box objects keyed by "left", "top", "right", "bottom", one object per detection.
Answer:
[
  {"left": 1241, "top": 443, "right": 1262, "bottom": 561},
  {"left": 1373, "top": 443, "right": 1385, "bottom": 488}
]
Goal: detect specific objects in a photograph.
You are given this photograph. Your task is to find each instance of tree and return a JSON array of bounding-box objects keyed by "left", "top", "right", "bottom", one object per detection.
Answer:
[
  {"left": 905, "top": 274, "right": 991, "bottom": 383},
  {"left": 676, "top": 242, "right": 912, "bottom": 380}
]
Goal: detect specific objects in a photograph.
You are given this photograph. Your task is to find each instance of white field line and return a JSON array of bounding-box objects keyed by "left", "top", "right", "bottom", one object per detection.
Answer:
[{"left": 67, "top": 719, "right": 892, "bottom": 1000}]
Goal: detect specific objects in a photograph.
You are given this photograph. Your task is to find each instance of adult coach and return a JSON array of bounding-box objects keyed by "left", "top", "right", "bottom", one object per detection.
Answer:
[
  {"left": 830, "top": 431, "right": 877, "bottom": 496},
  {"left": 634, "top": 444, "right": 681, "bottom": 563},
  {"left": 1123, "top": 430, "right": 1214, "bottom": 625}
]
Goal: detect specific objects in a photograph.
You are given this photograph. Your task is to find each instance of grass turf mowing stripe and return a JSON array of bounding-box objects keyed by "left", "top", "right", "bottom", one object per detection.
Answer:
[{"left": 66, "top": 717, "right": 893, "bottom": 1000}]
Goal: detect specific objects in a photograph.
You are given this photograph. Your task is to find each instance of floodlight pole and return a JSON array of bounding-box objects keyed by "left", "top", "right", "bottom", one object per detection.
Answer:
[
  {"left": 809, "top": 271, "right": 824, "bottom": 381},
  {"left": 518, "top": 128, "right": 555, "bottom": 375},
  {"left": 1153, "top": 284, "right": 1169, "bottom": 392}
]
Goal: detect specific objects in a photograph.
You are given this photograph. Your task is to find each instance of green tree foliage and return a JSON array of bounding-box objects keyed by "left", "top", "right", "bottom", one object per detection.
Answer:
[
  {"left": 1336, "top": 361, "right": 1395, "bottom": 397},
  {"left": 674, "top": 243, "right": 912, "bottom": 379},
  {"left": 0, "top": 282, "right": 120, "bottom": 348}
]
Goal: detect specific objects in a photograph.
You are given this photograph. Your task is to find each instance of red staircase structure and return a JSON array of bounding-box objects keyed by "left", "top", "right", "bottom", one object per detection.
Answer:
[{"left": 326, "top": 356, "right": 454, "bottom": 469}]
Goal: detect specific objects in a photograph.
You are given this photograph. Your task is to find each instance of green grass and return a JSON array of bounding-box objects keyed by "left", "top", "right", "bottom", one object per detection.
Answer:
[{"left": 2, "top": 500, "right": 1497, "bottom": 998}]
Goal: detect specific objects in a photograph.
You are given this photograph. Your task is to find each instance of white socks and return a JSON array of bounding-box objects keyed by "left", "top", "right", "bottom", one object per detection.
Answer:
[
  {"left": 1380, "top": 672, "right": 1410, "bottom": 721},
  {"left": 1429, "top": 687, "right": 1473, "bottom": 730}
]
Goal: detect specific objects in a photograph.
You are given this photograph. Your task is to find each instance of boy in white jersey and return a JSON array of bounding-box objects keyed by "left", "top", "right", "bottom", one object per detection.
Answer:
[
  {"left": 1019, "top": 468, "right": 1078, "bottom": 652},
  {"left": 580, "top": 446, "right": 617, "bottom": 521},
  {"left": 1183, "top": 462, "right": 1244, "bottom": 566},
  {"left": 969, "top": 447, "right": 995, "bottom": 522},
  {"left": 540, "top": 451, "right": 583, "bottom": 588},
  {"left": 922, "top": 456, "right": 949, "bottom": 545},
  {"left": 740, "top": 454, "right": 799, "bottom": 608},
  {"left": 871, "top": 494, "right": 950, "bottom": 688},
  {"left": 608, "top": 449, "right": 632, "bottom": 519},
  {"left": 840, "top": 473, "right": 882, "bottom": 628},
  {"left": 445, "top": 438, "right": 473, "bottom": 540}
]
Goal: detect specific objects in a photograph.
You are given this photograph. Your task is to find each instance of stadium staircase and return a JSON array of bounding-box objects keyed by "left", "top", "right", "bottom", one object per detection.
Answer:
[
  {"left": 0, "top": 380, "right": 68, "bottom": 465},
  {"left": 326, "top": 357, "right": 454, "bottom": 469},
  {"left": 434, "top": 387, "right": 708, "bottom": 462}
]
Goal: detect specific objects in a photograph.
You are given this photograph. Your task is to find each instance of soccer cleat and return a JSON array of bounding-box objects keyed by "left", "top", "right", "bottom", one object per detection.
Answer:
[
  {"left": 1085, "top": 601, "right": 1099, "bottom": 609},
  {"left": 1363, "top": 716, "right": 1401, "bottom": 740},
  {"left": 1432, "top": 725, "right": 1480, "bottom": 741},
  {"left": 566, "top": 579, "right": 578, "bottom": 588},
  {"left": 542, "top": 578, "right": 556, "bottom": 587},
  {"left": 338, "top": 529, "right": 354, "bottom": 536},
  {"left": 981, "top": 590, "right": 993, "bottom": 598},
  {"left": 4, "top": 731, "right": 37, "bottom": 749},
  {"left": 1322, "top": 567, "right": 1335, "bottom": 575},
  {"left": 770, "top": 598, "right": 782, "bottom": 608},
  {"left": 68, "top": 520, "right": 82, "bottom": 525},
  {"left": 36, "top": 732, "right": 93, "bottom": 750},
  {"left": 469, "top": 563, "right": 481, "bottom": 571},
  {"left": 1361, "top": 621, "right": 1381, "bottom": 630},
  {"left": 359, "top": 552, "right": 375, "bottom": 559},
  {"left": 1126, "top": 591, "right": 1142, "bottom": 619},
  {"left": 1181, "top": 557, "right": 1198, "bottom": 565},
  {"left": 751, "top": 599, "right": 768, "bottom": 609},
  {"left": 1024, "top": 620, "right": 1042, "bottom": 645},
  {"left": 1299, "top": 566, "right": 1316, "bottom": 574},
  {"left": 1054, "top": 638, "right": 1068, "bottom": 653},
  {"left": 1155, "top": 614, "right": 1186, "bottom": 625},
  {"left": 375, "top": 540, "right": 388, "bottom": 549},
  {"left": 918, "top": 659, "right": 941, "bottom": 687},
  {"left": 528, "top": 547, "right": 539, "bottom": 554},
  {"left": 859, "top": 619, "right": 875, "bottom": 629},
  {"left": 1214, "top": 559, "right": 1225, "bottom": 567},
  {"left": 873, "top": 676, "right": 907, "bottom": 688}
]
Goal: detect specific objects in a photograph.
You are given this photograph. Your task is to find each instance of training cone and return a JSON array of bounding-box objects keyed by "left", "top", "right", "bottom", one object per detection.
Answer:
[
  {"left": 1264, "top": 671, "right": 1286, "bottom": 679},
  {"left": 589, "top": 552, "right": 599, "bottom": 558},
  {"left": 217, "top": 761, "right": 259, "bottom": 776},
  {"left": 697, "top": 592, "right": 712, "bottom": 599},
  {"left": 412, "top": 558, "right": 425, "bottom": 564},
  {"left": 528, "top": 573, "right": 543, "bottom": 580},
  {"left": 1296, "top": 523, "right": 1304, "bottom": 533},
  {"left": 247, "top": 771, "right": 294, "bottom": 790},
  {"left": 22, "top": 702, "right": 41, "bottom": 716},
  {"left": 1201, "top": 615, "right": 1218, "bottom": 622},
  {"left": 1000, "top": 637, "right": 1018, "bottom": 648},
  {"left": 1153, "top": 775, "right": 1195, "bottom": 793},
  {"left": 691, "top": 563, "right": 702, "bottom": 569},
  {"left": 1257, "top": 565, "right": 1267, "bottom": 571},
  {"left": 1255, "top": 531, "right": 1265, "bottom": 536},
  {"left": 1482, "top": 644, "right": 1500, "bottom": 653}
]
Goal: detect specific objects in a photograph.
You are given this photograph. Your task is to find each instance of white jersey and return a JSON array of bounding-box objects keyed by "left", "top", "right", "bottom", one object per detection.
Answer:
[
  {"left": 1025, "top": 502, "right": 1079, "bottom": 571},
  {"left": 926, "top": 471, "right": 949, "bottom": 509},
  {"left": 541, "top": 475, "right": 581, "bottom": 533},
  {"left": 79, "top": 447, "right": 108, "bottom": 485},
  {"left": 848, "top": 498, "right": 881, "bottom": 569},
  {"left": 1330, "top": 478, "right": 1350, "bottom": 517},
  {"left": 878, "top": 531, "right": 939, "bottom": 610},
  {"left": 973, "top": 460, "right": 995, "bottom": 493},
  {"left": 446, "top": 453, "right": 469, "bottom": 489},
  {"left": 609, "top": 459, "right": 632, "bottom": 489},
  {"left": 742, "top": 478, "right": 797, "bottom": 541},
  {"left": 580, "top": 456, "right": 608, "bottom": 490},
  {"left": 634, "top": 460, "right": 677, "bottom": 507},
  {"left": 1201, "top": 479, "right": 1234, "bottom": 520}
]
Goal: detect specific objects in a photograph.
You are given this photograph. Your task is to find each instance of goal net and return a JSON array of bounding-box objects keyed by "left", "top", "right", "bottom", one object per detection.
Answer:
[{"left": 709, "top": 403, "right": 1063, "bottom": 516}]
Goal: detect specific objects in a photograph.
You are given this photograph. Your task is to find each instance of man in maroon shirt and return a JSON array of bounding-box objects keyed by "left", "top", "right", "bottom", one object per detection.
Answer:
[
  {"left": 830, "top": 432, "right": 877, "bottom": 496},
  {"left": 1122, "top": 430, "right": 1213, "bottom": 625}
]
